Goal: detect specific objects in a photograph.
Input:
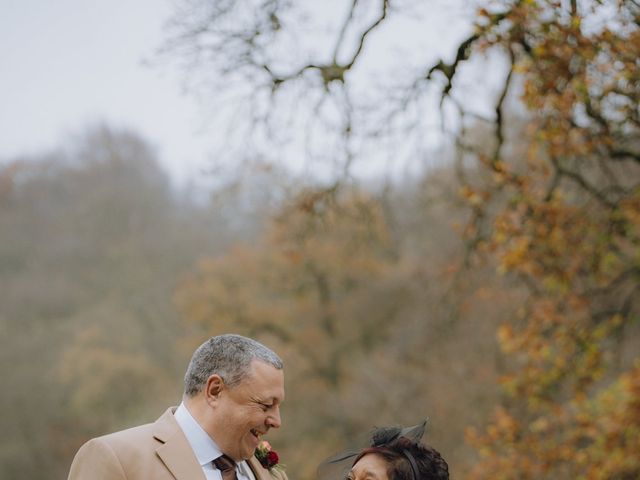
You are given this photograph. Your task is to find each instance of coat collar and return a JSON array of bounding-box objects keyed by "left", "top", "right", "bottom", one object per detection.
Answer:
[
  {"left": 153, "top": 407, "right": 206, "bottom": 480},
  {"left": 152, "top": 407, "right": 276, "bottom": 480}
]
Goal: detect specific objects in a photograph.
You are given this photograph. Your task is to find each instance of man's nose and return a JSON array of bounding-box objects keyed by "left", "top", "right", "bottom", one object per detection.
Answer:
[{"left": 267, "top": 406, "right": 281, "bottom": 429}]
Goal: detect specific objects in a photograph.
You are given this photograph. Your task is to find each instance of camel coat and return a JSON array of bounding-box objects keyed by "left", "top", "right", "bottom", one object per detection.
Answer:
[{"left": 68, "top": 408, "right": 288, "bottom": 480}]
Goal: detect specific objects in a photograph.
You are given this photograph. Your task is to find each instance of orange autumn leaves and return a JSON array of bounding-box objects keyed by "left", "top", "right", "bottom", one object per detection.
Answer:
[{"left": 466, "top": 1, "right": 640, "bottom": 478}]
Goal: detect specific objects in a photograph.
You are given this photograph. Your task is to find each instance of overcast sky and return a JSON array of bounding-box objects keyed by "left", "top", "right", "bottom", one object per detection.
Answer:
[
  {"left": 1, "top": 1, "right": 482, "bottom": 187},
  {"left": 1, "top": 0, "right": 213, "bottom": 185}
]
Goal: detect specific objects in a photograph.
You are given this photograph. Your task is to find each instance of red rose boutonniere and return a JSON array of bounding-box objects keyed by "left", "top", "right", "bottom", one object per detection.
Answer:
[{"left": 255, "top": 440, "right": 283, "bottom": 471}]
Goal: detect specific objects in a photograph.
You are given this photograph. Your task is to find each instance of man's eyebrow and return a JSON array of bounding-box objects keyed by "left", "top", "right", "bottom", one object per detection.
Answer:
[{"left": 250, "top": 395, "right": 278, "bottom": 404}]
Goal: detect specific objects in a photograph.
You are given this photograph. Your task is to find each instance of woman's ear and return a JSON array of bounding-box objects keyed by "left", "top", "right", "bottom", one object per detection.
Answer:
[{"left": 205, "top": 374, "right": 224, "bottom": 405}]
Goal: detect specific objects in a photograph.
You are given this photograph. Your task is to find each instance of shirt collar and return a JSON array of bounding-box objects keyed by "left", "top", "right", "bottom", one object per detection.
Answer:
[
  {"left": 174, "top": 402, "right": 252, "bottom": 474},
  {"left": 174, "top": 402, "right": 222, "bottom": 465}
]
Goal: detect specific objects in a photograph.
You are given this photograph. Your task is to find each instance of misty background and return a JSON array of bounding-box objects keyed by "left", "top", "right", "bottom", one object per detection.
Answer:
[{"left": 2, "top": 1, "right": 639, "bottom": 479}]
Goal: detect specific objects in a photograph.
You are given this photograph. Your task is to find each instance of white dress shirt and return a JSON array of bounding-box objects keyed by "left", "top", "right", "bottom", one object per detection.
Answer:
[{"left": 174, "top": 402, "right": 256, "bottom": 480}]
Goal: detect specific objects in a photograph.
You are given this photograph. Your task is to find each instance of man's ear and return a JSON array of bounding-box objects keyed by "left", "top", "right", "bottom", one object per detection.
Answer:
[{"left": 205, "top": 374, "right": 225, "bottom": 405}]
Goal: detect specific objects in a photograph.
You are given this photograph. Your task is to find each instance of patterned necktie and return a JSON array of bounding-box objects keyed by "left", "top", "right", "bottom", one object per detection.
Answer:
[{"left": 213, "top": 454, "right": 238, "bottom": 480}]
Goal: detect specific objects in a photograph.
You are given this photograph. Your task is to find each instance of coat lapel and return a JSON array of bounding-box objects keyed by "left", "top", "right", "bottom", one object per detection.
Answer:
[
  {"left": 247, "top": 456, "right": 269, "bottom": 480},
  {"left": 153, "top": 408, "right": 206, "bottom": 480}
]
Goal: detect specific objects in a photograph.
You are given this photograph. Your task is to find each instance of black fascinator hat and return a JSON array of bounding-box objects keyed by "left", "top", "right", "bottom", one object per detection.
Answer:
[{"left": 316, "top": 420, "right": 428, "bottom": 480}]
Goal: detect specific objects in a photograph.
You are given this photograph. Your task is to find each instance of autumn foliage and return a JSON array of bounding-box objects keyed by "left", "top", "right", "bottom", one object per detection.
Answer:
[
  {"left": 463, "top": 1, "right": 640, "bottom": 478},
  {"left": 160, "top": 0, "right": 640, "bottom": 477},
  {"left": 2, "top": 1, "right": 639, "bottom": 479}
]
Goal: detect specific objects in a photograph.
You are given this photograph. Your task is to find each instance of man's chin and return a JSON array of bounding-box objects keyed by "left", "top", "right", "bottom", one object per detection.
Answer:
[
  {"left": 240, "top": 443, "right": 256, "bottom": 461},
  {"left": 249, "top": 432, "right": 261, "bottom": 448},
  {"left": 247, "top": 444, "right": 258, "bottom": 458}
]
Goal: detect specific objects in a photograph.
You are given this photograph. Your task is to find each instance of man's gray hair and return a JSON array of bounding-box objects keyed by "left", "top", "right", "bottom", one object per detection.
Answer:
[{"left": 183, "top": 334, "right": 284, "bottom": 397}]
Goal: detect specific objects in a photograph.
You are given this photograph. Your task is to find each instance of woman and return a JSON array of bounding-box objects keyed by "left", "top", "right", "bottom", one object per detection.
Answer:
[{"left": 318, "top": 421, "right": 449, "bottom": 480}]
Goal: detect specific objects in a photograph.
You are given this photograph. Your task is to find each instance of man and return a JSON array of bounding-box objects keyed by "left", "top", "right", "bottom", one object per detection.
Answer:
[{"left": 68, "top": 334, "right": 287, "bottom": 480}]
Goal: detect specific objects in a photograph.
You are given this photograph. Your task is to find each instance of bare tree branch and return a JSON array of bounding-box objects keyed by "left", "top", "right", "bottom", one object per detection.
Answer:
[
  {"left": 492, "top": 47, "right": 516, "bottom": 163},
  {"left": 551, "top": 156, "right": 617, "bottom": 208},
  {"left": 426, "top": 33, "right": 479, "bottom": 97},
  {"left": 332, "top": 0, "right": 360, "bottom": 63},
  {"left": 344, "top": 0, "right": 389, "bottom": 70}
]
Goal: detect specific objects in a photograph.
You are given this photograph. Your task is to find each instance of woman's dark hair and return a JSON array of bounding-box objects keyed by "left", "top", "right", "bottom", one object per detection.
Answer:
[
  {"left": 355, "top": 433, "right": 449, "bottom": 480},
  {"left": 316, "top": 421, "right": 447, "bottom": 480}
]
